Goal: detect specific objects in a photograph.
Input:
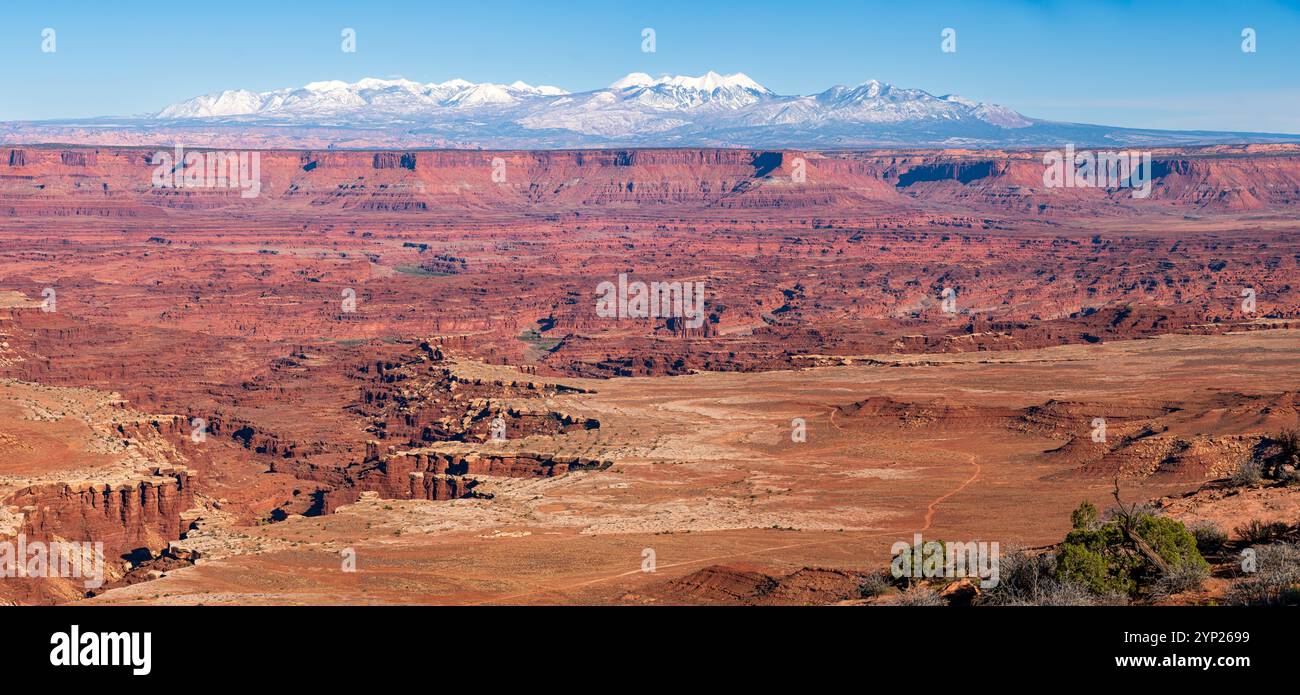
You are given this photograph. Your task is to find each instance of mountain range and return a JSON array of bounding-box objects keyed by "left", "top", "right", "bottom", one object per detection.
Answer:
[{"left": 4, "top": 72, "right": 1297, "bottom": 149}]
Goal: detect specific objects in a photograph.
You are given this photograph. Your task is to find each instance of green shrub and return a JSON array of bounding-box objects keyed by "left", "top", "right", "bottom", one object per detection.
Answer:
[
  {"left": 1071, "top": 500, "right": 1100, "bottom": 531},
  {"left": 889, "top": 539, "right": 946, "bottom": 587},
  {"left": 1135, "top": 514, "right": 1209, "bottom": 570},
  {"left": 1054, "top": 501, "right": 1209, "bottom": 598},
  {"left": 1055, "top": 523, "right": 1141, "bottom": 595}
]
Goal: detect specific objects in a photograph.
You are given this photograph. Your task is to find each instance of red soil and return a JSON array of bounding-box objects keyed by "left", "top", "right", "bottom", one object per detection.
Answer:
[{"left": 0, "top": 145, "right": 1296, "bottom": 604}]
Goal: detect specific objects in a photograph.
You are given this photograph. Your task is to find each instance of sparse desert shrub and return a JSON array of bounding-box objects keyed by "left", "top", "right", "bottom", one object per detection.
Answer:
[
  {"left": 1228, "top": 543, "right": 1300, "bottom": 606},
  {"left": 1151, "top": 559, "right": 1211, "bottom": 598},
  {"left": 858, "top": 572, "right": 892, "bottom": 599},
  {"left": 1231, "top": 459, "right": 1264, "bottom": 487},
  {"left": 1190, "top": 520, "right": 1228, "bottom": 555},
  {"left": 888, "top": 586, "right": 945, "bottom": 606},
  {"left": 1243, "top": 429, "right": 1300, "bottom": 484},
  {"left": 978, "top": 549, "right": 1099, "bottom": 606},
  {"left": 1038, "top": 580, "right": 1118, "bottom": 606},
  {"left": 1278, "top": 428, "right": 1300, "bottom": 451},
  {"left": 1267, "top": 429, "right": 1300, "bottom": 479},
  {"left": 1235, "top": 519, "right": 1290, "bottom": 545},
  {"left": 1055, "top": 500, "right": 1208, "bottom": 598}
]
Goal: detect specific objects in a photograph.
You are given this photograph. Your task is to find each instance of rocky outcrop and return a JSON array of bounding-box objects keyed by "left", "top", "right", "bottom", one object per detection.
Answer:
[
  {"left": 372, "top": 152, "right": 418, "bottom": 170},
  {"left": 7, "top": 468, "right": 194, "bottom": 560},
  {"left": 277, "top": 447, "right": 611, "bottom": 514}
]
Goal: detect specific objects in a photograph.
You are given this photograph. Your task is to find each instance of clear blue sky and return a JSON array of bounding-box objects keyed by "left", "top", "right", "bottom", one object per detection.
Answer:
[{"left": 5, "top": 0, "right": 1300, "bottom": 132}]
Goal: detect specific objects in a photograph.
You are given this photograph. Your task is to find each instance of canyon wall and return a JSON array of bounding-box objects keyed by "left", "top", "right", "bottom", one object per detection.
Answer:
[
  {"left": 278, "top": 448, "right": 612, "bottom": 514},
  {"left": 5, "top": 145, "right": 1300, "bottom": 215},
  {"left": 10, "top": 468, "right": 194, "bottom": 557}
]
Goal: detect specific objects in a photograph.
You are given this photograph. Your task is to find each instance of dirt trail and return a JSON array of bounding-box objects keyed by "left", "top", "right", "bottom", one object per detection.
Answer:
[
  {"left": 474, "top": 455, "right": 982, "bottom": 604},
  {"left": 921, "top": 452, "right": 982, "bottom": 532},
  {"left": 472, "top": 430, "right": 985, "bottom": 604}
]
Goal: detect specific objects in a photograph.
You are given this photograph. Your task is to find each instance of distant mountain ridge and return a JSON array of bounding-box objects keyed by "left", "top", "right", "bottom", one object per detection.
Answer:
[
  {"left": 4, "top": 72, "right": 1298, "bottom": 149},
  {"left": 154, "top": 72, "right": 1034, "bottom": 131}
]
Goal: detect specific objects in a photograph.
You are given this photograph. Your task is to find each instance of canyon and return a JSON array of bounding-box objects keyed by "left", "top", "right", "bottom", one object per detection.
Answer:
[{"left": 0, "top": 145, "right": 1296, "bottom": 604}]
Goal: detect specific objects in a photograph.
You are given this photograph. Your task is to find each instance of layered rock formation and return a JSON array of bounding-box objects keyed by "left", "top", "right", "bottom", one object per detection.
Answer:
[
  {"left": 5, "top": 145, "right": 1300, "bottom": 215},
  {"left": 11, "top": 468, "right": 194, "bottom": 559},
  {"left": 0, "top": 145, "right": 1296, "bottom": 605}
]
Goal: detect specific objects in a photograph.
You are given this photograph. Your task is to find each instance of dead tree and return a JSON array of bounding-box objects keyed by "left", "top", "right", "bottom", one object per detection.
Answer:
[{"left": 1111, "top": 477, "right": 1172, "bottom": 575}]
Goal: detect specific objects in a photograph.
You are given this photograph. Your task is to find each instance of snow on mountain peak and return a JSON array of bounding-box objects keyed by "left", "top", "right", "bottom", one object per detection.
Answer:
[
  {"left": 508, "top": 81, "right": 567, "bottom": 95},
  {"left": 303, "top": 80, "right": 352, "bottom": 92},
  {"left": 156, "top": 89, "right": 265, "bottom": 118},
  {"left": 858, "top": 79, "right": 886, "bottom": 96},
  {"left": 157, "top": 77, "right": 576, "bottom": 118},
  {"left": 445, "top": 83, "right": 517, "bottom": 107},
  {"left": 606, "top": 71, "right": 776, "bottom": 110},
  {"left": 611, "top": 71, "right": 770, "bottom": 94},
  {"left": 611, "top": 72, "right": 657, "bottom": 90},
  {"left": 661, "top": 71, "right": 768, "bottom": 92},
  {"left": 152, "top": 72, "right": 1034, "bottom": 140},
  {"left": 351, "top": 77, "right": 424, "bottom": 91}
]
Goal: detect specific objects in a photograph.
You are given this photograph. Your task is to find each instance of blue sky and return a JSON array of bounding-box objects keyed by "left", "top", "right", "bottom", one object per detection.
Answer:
[{"left": 5, "top": 0, "right": 1300, "bottom": 132}]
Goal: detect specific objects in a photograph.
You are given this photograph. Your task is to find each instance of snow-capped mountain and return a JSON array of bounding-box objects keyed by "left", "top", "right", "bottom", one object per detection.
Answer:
[
  {"left": 809, "top": 80, "right": 1030, "bottom": 126},
  {"left": 9, "top": 71, "right": 1296, "bottom": 149},
  {"left": 611, "top": 71, "right": 774, "bottom": 110},
  {"left": 150, "top": 72, "right": 1036, "bottom": 144},
  {"left": 157, "top": 77, "right": 568, "bottom": 119}
]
